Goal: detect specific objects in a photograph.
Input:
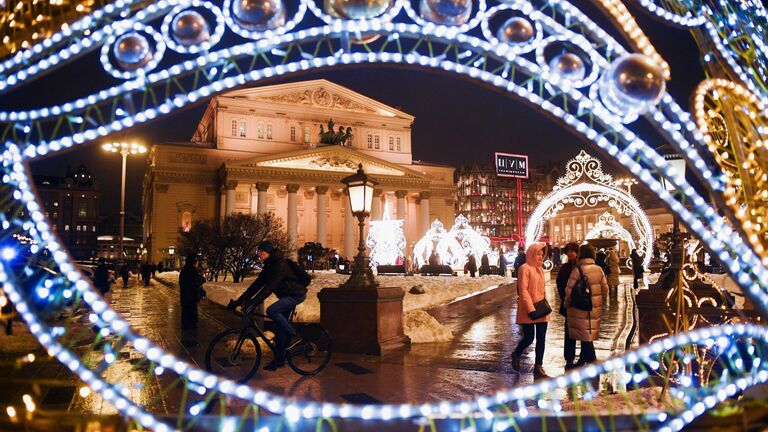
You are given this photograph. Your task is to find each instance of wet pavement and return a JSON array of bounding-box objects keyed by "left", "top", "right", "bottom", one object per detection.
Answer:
[{"left": 0, "top": 273, "right": 637, "bottom": 415}]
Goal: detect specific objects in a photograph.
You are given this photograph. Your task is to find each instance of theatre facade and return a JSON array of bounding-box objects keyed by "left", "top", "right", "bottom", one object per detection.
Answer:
[{"left": 143, "top": 80, "right": 456, "bottom": 264}]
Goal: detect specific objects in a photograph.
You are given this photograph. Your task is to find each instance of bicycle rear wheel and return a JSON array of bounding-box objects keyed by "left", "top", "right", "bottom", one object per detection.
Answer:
[
  {"left": 205, "top": 328, "right": 262, "bottom": 383},
  {"left": 287, "top": 323, "right": 332, "bottom": 376}
]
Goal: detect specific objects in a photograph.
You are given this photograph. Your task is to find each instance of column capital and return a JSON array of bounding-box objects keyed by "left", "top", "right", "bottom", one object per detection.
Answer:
[
  {"left": 419, "top": 191, "right": 431, "bottom": 200},
  {"left": 286, "top": 183, "right": 301, "bottom": 193},
  {"left": 255, "top": 182, "right": 270, "bottom": 192},
  {"left": 373, "top": 188, "right": 384, "bottom": 197},
  {"left": 224, "top": 180, "right": 238, "bottom": 190},
  {"left": 395, "top": 190, "right": 408, "bottom": 199},
  {"left": 316, "top": 185, "right": 329, "bottom": 195}
]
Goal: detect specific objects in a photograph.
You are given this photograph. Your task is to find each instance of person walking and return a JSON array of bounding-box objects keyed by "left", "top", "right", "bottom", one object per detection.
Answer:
[
  {"left": 499, "top": 252, "right": 508, "bottom": 277},
  {"left": 179, "top": 254, "right": 206, "bottom": 331},
  {"left": 555, "top": 242, "right": 580, "bottom": 370},
  {"left": 466, "top": 254, "right": 478, "bottom": 278},
  {"left": 564, "top": 244, "right": 608, "bottom": 365},
  {"left": 606, "top": 248, "right": 620, "bottom": 292},
  {"left": 511, "top": 243, "right": 552, "bottom": 379},
  {"left": 513, "top": 249, "right": 526, "bottom": 276},
  {"left": 230, "top": 242, "right": 309, "bottom": 371},
  {"left": 119, "top": 264, "right": 130, "bottom": 288},
  {"left": 93, "top": 258, "right": 112, "bottom": 298},
  {"left": 140, "top": 261, "right": 152, "bottom": 287},
  {"left": 630, "top": 249, "right": 644, "bottom": 289},
  {"left": 480, "top": 252, "right": 490, "bottom": 276}
]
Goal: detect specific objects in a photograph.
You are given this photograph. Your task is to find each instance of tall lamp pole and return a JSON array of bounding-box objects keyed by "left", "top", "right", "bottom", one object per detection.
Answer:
[
  {"left": 102, "top": 141, "right": 147, "bottom": 265},
  {"left": 340, "top": 164, "right": 379, "bottom": 289}
]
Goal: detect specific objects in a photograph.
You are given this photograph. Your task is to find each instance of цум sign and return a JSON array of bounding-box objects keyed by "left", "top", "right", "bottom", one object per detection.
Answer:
[{"left": 495, "top": 152, "right": 529, "bottom": 178}]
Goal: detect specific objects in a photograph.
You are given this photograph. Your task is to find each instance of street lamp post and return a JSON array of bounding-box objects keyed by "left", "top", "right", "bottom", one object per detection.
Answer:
[
  {"left": 102, "top": 141, "right": 147, "bottom": 265},
  {"left": 340, "top": 164, "right": 378, "bottom": 289},
  {"left": 318, "top": 164, "right": 410, "bottom": 355}
]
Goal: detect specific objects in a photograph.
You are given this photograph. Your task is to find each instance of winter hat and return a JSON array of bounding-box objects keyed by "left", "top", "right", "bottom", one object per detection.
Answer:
[
  {"left": 564, "top": 242, "right": 580, "bottom": 253},
  {"left": 258, "top": 241, "right": 276, "bottom": 254}
]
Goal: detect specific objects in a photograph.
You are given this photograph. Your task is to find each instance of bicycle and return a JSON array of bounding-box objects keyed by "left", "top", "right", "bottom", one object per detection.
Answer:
[{"left": 204, "top": 302, "right": 332, "bottom": 383}]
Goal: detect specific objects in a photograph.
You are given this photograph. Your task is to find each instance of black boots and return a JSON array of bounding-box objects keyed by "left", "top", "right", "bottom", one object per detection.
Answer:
[
  {"left": 511, "top": 354, "right": 521, "bottom": 372},
  {"left": 533, "top": 366, "right": 551, "bottom": 380}
]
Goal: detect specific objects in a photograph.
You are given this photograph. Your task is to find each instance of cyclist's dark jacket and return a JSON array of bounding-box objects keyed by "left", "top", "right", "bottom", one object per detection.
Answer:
[{"left": 237, "top": 252, "right": 307, "bottom": 306}]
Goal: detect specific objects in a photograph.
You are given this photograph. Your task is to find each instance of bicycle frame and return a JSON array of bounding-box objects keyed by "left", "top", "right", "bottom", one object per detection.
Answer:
[{"left": 236, "top": 304, "right": 297, "bottom": 358}]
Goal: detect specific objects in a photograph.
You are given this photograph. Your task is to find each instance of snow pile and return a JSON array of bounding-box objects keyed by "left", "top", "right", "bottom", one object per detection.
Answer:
[{"left": 156, "top": 271, "right": 510, "bottom": 343}]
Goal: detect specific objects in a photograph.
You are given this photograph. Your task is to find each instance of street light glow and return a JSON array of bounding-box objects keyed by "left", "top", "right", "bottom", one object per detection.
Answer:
[{"left": 101, "top": 141, "right": 147, "bottom": 155}]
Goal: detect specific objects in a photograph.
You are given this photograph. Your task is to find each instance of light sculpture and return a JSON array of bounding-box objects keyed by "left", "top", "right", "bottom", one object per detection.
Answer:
[
  {"left": 525, "top": 151, "right": 654, "bottom": 268},
  {"left": 412, "top": 219, "right": 465, "bottom": 269},
  {"left": 2, "top": 0, "right": 768, "bottom": 430},
  {"left": 365, "top": 203, "right": 405, "bottom": 267}
]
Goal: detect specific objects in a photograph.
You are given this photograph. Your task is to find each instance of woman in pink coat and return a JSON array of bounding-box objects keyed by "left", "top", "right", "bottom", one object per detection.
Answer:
[{"left": 511, "top": 242, "right": 551, "bottom": 379}]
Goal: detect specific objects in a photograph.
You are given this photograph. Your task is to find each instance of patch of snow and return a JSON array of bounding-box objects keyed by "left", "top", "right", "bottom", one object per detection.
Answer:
[{"left": 404, "top": 310, "right": 453, "bottom": 343}]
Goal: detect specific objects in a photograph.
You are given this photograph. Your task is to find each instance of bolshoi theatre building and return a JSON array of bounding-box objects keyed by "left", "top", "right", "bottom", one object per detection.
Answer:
[{"left": 143, "top": 80, "right": 456, "bottom": 264}]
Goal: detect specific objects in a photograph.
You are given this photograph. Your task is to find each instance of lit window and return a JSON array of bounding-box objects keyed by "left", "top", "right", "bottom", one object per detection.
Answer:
[
  {"left": 92, "top": 226, "right": 97, "bottom": 232},
  {"left": 388, "top": 136, "right": 394, "bottom": 151},
  {"left": 231, "top": 119, "right": 238, "bottom": 137},
  {"left": 52, "top": 225, "right": 57, "bottom": 232},
  {"left": 367, "top": 134, "right": 373, "bottom": 149},
  {"left": 290, "top": 126, "right": 296, "bottom": 142},
  {"left": 396, "top": 137, "right": 401, "bottom": 151},
  {"left": 181, "top": 211, "right": 193, "bottom": 233},
  {"left": 266, "top": 124, "right": 272, "bottom": 139},
  {"left": 239, "top": 120, "right": 246, "bottom": 137},
  {"left": 78, "top": 202, "right": 87, "bottom": 217},
  {"left": 64, "top": 225, "right": 69, "bottom": 231},
  {"left": 374, "top": 135, "right": 380, "bottom": 149},
  {"left": 76, "top": 225, "right": 81, "bottom": 231},
  {"left": 45, "top": 212, "right": 49, "bottom": 218},
  {"left": 257, "top": 123, "right": 264, "bottom": 139},
  {"left": 303, "top": 126, "right": 310, "bottom": 144},
  {"left": 53, "top": 212, "right": 58, "bottom": 219},
  {"left": 53, "top": 202, "right": 59, "bottom": 207}
]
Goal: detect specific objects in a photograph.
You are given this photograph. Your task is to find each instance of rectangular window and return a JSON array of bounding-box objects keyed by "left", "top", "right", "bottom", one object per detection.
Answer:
[
  {"left": 388, "top": 136, "right": 394, "bottom": 151},
  {"left": 76, "top": 225, "right": 81, "bottom": 231},
  {"left": 78, "top": 202, "right": 87, "bottom": 217},
  {"left": 303, "top": 126, "right": 310, "bottom": 144},
  {"left": 231, "top": 119, "right": 238, "bottom": 137},
  {"left": 53, "top": 212, "right": 58, "bottom": 219},
  {"left": 92, "top": 226, "right": 97, "bottom": 232},
  {"left": 257, "top": 124, "right": 264, "bottom": 139},
  {"left": 52, "top": 224, "right": 57, "bottom": 232},
  {"left": 53, "top": 201, "right": 59, "bottom": 207},
  {"left": 266, "top": 124, "right": 272, "bottom": 139},
  {"left": 367, "top": 134, "right": 373, "bottom": 149},
  {"left": 45, "top": 212, "right": 49, "bottom": 218},
  {"left": 290, "top": 126, "right": 296, "bottom": 142},
  {"left": 396, "top": 137, "right": 401, "bottom": 151},
  {"left": 374, "top": 135, "right": 380, "bottom": 149},
  {"left": 64, "top": 225, "right": 69, "bottom": 231},
  {"left": 239, "top": 120, "right": 246, "bottom": 137}
]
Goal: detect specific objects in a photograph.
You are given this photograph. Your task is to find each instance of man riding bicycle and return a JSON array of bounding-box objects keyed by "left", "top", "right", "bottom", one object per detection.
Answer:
[{"left": 228, "top": 241, "right": 308, "bottom": 371}]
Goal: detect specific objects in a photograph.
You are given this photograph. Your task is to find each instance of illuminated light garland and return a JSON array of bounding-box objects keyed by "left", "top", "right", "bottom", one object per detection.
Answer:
[
  {"left": 160, "top": 1, "right": 226, "bottom": 55},
  {"left": 592, "top": 0, "right": 671, "bottom": 79},
  {"left": 526, "top": 151, "right": 654, "bottom": 268},
  {"left": 1, "top": 0, "right": 768, "bottom": 428},
  {"left": 584, "top": 211, "right": 638, "bottom": 253},
  {"left": 635, "top": 0, "right": 707, "bottom": 27},
  {"left": 99, "top": 21, "right": 167, "bottom": 80},
  {"left": 693, "top": 78, "right": 768, "bottom": 266}
]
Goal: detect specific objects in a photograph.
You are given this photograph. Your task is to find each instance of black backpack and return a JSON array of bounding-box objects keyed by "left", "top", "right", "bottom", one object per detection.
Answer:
[
  {"left": 286, "top": 259, "right": 312, "bottom": 287},
  {"left": 570, "top": 265, "right": 593, "bottom": 311}
]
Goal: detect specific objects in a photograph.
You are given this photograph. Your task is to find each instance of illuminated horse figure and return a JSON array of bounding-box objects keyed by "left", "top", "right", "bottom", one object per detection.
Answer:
[{"left": 3, "top": 0, "right": 768, "bottom": 430}]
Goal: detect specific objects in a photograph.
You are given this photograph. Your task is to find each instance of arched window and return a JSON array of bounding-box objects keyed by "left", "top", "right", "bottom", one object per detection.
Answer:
[
  {"left": 231, "top": 119, "right": 238, "bottom": 137},
  {"left": 257, "top": 123, "right": 265, "bottom": 139},
  {"left": 374, "top": 135, "right": 380, "bottom": 149},
  {"left": 367, "top": 134, "right": 373, "bottom": 149},
  {"left": 239, "top": 120, "right": 246, "bottom": 137},
  {"left": 181, "top": 211, "right": 192, "bottom": 232},
  {"left": 396, "top": 137, "right": 401, "bottom": 151},
  {"left": 290, "top": 125, "right": 296, "bottom": 142},
  {"left": 388, "top": 136, "right": 394, "bottom": 151}
]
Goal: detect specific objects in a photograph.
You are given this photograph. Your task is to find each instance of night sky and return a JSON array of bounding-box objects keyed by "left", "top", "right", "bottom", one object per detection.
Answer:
[{"left": 24, "top": 1, "right": 705, "bottom": 218}]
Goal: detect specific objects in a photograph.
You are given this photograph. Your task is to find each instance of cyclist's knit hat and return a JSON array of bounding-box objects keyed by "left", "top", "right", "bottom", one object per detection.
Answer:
[{"left": 258, "top": 241, "right": 276, "bottom": 254}]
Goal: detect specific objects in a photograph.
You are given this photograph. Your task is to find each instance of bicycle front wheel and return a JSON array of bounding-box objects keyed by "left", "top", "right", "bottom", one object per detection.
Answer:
[
  {"left": 287, "top": 323, "right": 332, "bottom": 376},
  {"left": 205, "top": 328, "right": 262, "bottom": 383}
]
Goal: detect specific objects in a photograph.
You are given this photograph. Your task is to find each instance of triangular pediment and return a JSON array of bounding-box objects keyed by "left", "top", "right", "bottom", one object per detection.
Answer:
[
  {"left": 222, "top": 79, "right": 413, "bottom": 120},
  {"left": 227, "top": 145, "right": 427, "bottom": 179}
]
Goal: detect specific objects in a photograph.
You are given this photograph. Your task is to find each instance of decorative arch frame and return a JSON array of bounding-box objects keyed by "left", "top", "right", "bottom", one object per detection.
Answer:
[
  {"left": 2, "top": 1, "right": 768, "bottom": 430},
  {"left": 525, "top": 151, "right": 654, "bottom": 268},
  {"left": 585, "top": 211, "right": 637, "bottom": 253}
]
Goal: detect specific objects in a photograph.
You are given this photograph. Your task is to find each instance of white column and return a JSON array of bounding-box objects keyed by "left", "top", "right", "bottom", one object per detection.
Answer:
[
  {"left": 287, "top": 184, "right": 299, "bottom": 246},
  {"left": 256, "top": 182, "right": 269, "bottom": 215},
  {"left": 419, "top": 191, "right": 431, "bottom": 237},
  {"left": 344, "top": 191, "right": 355, "bottom": 259},
  {"left": 250, "top": 186, "right": 258, "bottom": 214},
  {"left": 396, "top": 190, "right": 408, "bottom": 250},
  {"left": 371, "top": 189, "right": 383, "bottom": 221},
  {"left": 316, "top": 186, "right": 328, "bottom": 246},
  {"left": 225, "top": 180, "right": 237, "bottom": 216}
]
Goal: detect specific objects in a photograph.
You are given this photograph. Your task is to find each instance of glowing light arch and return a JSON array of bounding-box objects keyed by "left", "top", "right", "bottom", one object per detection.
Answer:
[
  {"left": 585, "top": 211, "right": 637, "bottom": 253},
  {"left": 1, "top": 0, "right": 768, "bottom": 430},
  {"left": 525, "top": 151, "right": 654, "bottom": 268}
]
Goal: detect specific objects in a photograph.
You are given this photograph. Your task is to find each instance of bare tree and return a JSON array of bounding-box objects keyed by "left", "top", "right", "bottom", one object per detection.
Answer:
[
  {"left": 176, "top": 219, "right": 227, "bottom": 281},
  {"left": 221, "top": 213, "right": 292, "bottom": 283}
]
